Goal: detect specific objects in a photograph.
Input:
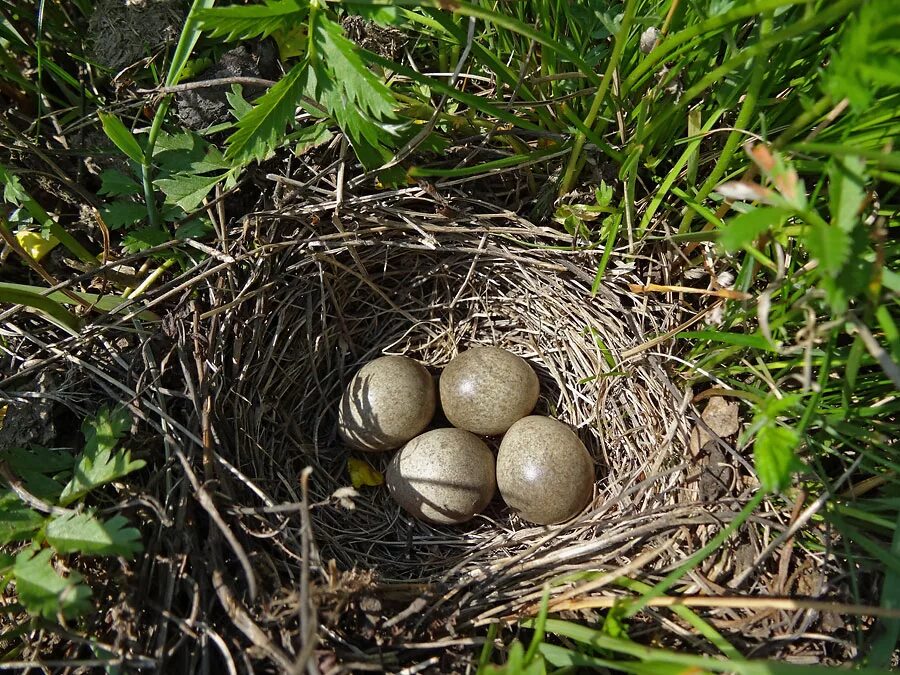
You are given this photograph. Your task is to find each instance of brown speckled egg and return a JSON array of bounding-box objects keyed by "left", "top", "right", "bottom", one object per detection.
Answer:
[
  {"left": 439, "top": 346, "right": 539, "bottom": 435},
  {"left": 337, "top": 356, "right": 436, "bottom": 452},
  {"left": 497, "top": 416, "right": 594, "bottom": 525},
  {"left": 386, "top": 428, "right": 495, "bottom": 524}
]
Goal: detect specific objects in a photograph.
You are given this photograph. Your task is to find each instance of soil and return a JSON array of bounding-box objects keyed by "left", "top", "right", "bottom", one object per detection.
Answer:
[
  {"left": 175, "top": 44, "right": 279, "bottom": 130},
  {"left": 88, "top": 0, "right": 184, "bottom": 73}
]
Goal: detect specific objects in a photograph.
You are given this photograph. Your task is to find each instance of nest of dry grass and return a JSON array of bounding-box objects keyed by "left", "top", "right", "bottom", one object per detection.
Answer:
[{"left": 0, "top": 194, "right": 861, "bottom": 672}]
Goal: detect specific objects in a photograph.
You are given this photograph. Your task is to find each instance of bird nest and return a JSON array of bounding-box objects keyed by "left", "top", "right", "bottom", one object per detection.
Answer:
[{"left": 1, "top": 203, "right": 854, "bottom": 672}]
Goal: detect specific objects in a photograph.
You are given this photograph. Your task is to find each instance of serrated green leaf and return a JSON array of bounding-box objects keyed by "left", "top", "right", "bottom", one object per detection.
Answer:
[
  {"left": 47, "top": 512, "right": 142, "bottom": 557},
  {"left": 59, "top": 407, "right": 145, "bottom": 506},
  {"left": 312, "top": 16, "right": 395, "bottom": 121},
  {"left": 829, "top": 156, "right": 866, "bottom": 233},
  {"left": 98, "top": 170, "right": 142, "bottom": 197},
  {"left": 292, "top": 121, "right": 333, "bottom": 156},
  {"left": 348, "top": 4, "right": 402, "bottom": 26},
  {"left": 226, "top": 84, "right": 253, "bottom": 120},
  {"left": 0, "top": 164, "right": 28, "bottom": 205},
  {"left": 0, "top": 446, "right": 74, "bottom": 501},
  {"left": 13, "top": 548, "right": 92, "bottom": 619},
  {"left": 0, "top": 491, "right": 46, "bottom": 545},
  {"left": 719, "top": 207, "right": 788, "bottom": 252},
  {"left": 99, "top": 200, "right": 147, "bottom": 230},
  {"left": 98, "top": 112, "right": 144, "bottom": 165},
  {"left": 197, "top": 0, "right": 307, "bottom": 42},
  {"left": 803, "top": 224, "right": 851, "bottom": 277},
  {"left": 225, "top": 61, "right": 308, "bottom": 164},
  {"left": 753, "top": 423, "right": 802, "bottom": 493},
  {"left": 122, "top": 226, "right": 171, "bottom": 254},
  {"left": 156, "top": 172, "right": 228, "bottom": 212},
  {"left": 175, "top": 218, "right": 214, "bottom": 240}
]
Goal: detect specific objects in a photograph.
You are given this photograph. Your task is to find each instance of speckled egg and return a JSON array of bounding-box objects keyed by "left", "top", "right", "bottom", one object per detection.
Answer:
[
  {"left": 337, "top": 356, "right": 436, "bottom": 452},
  {"left": 497, "top": 416, "right": 594, "bottom": 525},
  {"left": 386, "top": 428, "right": 496, "bottom": 524},
  {"left": 439, "top": 346, "right": 539, "bottom": 436}
]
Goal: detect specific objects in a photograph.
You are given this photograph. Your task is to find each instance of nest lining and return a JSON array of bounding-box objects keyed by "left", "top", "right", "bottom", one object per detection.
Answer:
[{"left": 208, "top": 216, "right": 691, "bottom": 585}]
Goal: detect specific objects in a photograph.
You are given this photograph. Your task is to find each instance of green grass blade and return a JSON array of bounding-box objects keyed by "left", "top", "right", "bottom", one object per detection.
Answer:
[
  {"left": 615, "top": 578, "right": 741, "bottom": 660},
  {"left": 97, "top": 112, "right": 144, "bottom": 165},
  {"left": 166, "top": 0, "right": 216, "bottom": 88},
  {"left": 0, "top": 285, "right": 82, "bottom": 334}
]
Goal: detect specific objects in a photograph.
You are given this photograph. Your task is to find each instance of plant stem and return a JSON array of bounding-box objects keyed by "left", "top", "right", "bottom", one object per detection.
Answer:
[{"left": 557, "top": 0, "right": 636, "bottom": 198}]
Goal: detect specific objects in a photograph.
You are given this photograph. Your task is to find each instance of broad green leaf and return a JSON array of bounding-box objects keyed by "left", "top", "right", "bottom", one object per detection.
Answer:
[
  {"left": 175, "top": 218, "right": 214, "bottom": 240},
  {"left": 803, "top": 224, "right": 851, "bottom": 277},
  {"left": 13, "top": 548, "right": 92, "bottom": 619},
  {"left": 761, "top": 393, "right": 802, "bottom": 419},
  {"left": 753, "top": 424, "right": 802, "bottom": 493},
  {"left": 0, "top": 445, "right": 75, "bottom": 475},
  {"left": 292, "top": 121, "right": 333, "bottom": 156},
  {"left": 47, "top": 512, "right": 142, "bottom": 557},
  {"left": 719, "top": 207, "right": 788, "bottom": 252},
  {"left": 349, "top": 4, "right": 402, "bottom": 25},
  {"left": 59, "top": 407, "right": 145, "bottom": 506},
  {"left": 98, "top": 200, "right": 147, "bottom": 230},
  {"left": 122, "top": 226, "right": 171, "bottom": 254},
  {"left": 225, "top": 61, "right": 307, "bottom": 164},
  {"left": 829, "top": 156, "right": 866, "bottom": 233},
  {"left": 98, "top": 169, "right": 142, "bottom": 197},
  {"left": 156, "top": 172, "right": 228, "bottom": 212},
  {"left": 197, "top": 0, "right": 307, "bottom": 41},
  {"left": 98, "top": 112, "right": 144, "bottom": 165},
  {"left": 0, "top": 491, "right": 46, "bottom": 545}
]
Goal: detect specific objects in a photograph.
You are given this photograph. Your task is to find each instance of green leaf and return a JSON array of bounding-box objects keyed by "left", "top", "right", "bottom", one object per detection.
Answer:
[
  {"left": 719, "top": 207, "right": 788, "bottom": 252},
  {"left": 803, "top": 224, "right": 851, "bottom": 277},
  {"left": 829, "top": 156, "right": 866, "bottom": 233},
  {"left": 0, "top": 446, "right": 74, "bottom": 501},
  {"left": 47, "top": 512, "right": 142, "bottom": 558},
  {"left": 0, "top": 491, "right": 46, "bottom": 545},
  {"left": 197, "top": 0, "right": 307, "bottom": 42},
  {"left": 292, "top": 121, "right": 333, "bottom": 156},
  {"left": 226, "top": 84, "right": 253, "bottom": 120},
  {"left": 156, "top": 172, "right": 228, "bottom": 212},
  {"left": 0, "top": 164, "right": 28, "bottom": 205},
  {"left": 98, "top": 170, "right": 142, "bottom": 197},
  {"left": 677, "top": 330, "right": 778, "bottom": 352},
  {"left": 99, "top": 200, "right": 147, "bottom": 230},
  {"left": 349, "top": 4, "right": 402, "bottom": 25},
  {"left": 225, "top": 61, "right": 307, "bottom": 164},
  {"left": 13, "top": 548, "right": 92, "bottom": 619},
  {"left": 175, "top": 218, "right": 214, "bottom": 240},
  {"left": 58, "top": 407, "right": 145, "bottom": 506},
  {"left": 97, "top": 112, "right": 144, "bottom": 165},
  {"left": 165, "top": 0, "right": 216, "bottom": 88},
  {"left": 312, "top": 16, "right": 395, "bottom": 121},
  {"left": 754, "top": 424, "right": 802, "bottom": 493},
  {"left": 122, "top": 226, "right": 171, "bottom": 254}
]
